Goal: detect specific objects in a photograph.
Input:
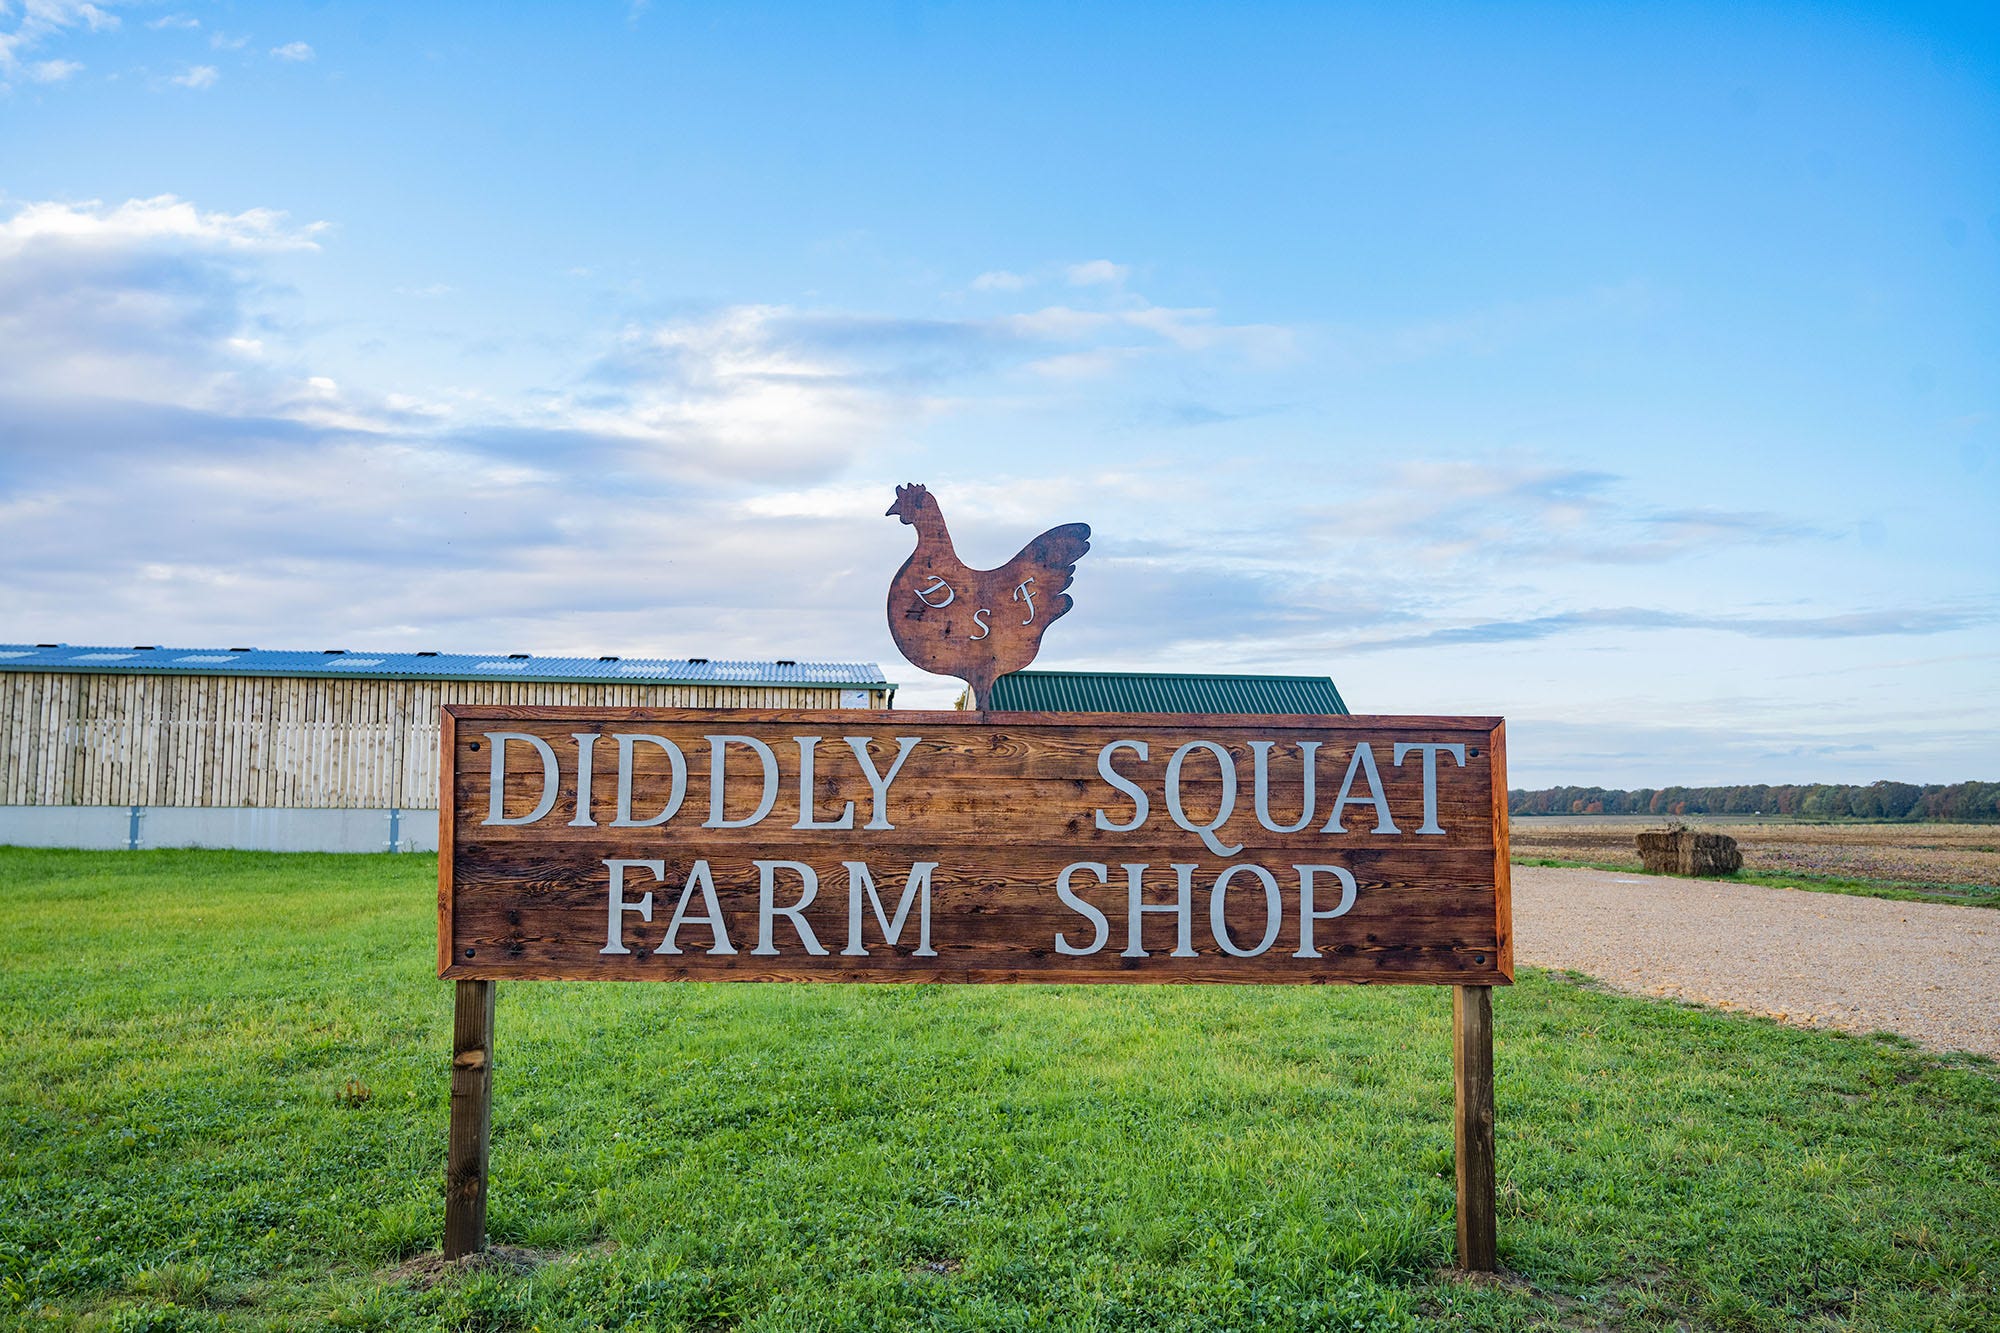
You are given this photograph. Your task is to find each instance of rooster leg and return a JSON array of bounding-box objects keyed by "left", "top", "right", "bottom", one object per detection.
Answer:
[{"left": 963, "top": 666, "right": 997, "bottom": 712}]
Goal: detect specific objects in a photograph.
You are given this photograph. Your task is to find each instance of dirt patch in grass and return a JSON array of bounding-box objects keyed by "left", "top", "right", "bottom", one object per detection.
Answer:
[
  {"left": 1427, "top": 1265, "right": 1671, "bottom": 1332},
  {"left": 382, "top": 1244, "right": 561, "bottom": 1287}
]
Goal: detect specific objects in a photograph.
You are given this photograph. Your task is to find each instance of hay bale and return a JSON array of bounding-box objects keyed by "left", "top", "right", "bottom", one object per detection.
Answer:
[{"left": 1636, "top": 826, "right": 1742, "bottom": 877}]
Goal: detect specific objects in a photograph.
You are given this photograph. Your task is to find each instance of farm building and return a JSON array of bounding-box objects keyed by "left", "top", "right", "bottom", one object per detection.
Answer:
[{"left": 0, "top": 643, "right": 892, "bottom": 852}]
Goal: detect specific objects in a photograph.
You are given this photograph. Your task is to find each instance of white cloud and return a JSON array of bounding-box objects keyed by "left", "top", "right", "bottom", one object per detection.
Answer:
[
  {"left": 0, "top": 198, "right": 1312, "bottom": 684},
  {"left": 0, "top": 195, "right": 325, "bottom": 256},
  {"left": 970, "top": 270, "right": 1026, "bottom": 292},
  {"left": 0, "top": 195, "right": 327, "bottom": 403},
  {"left": 208, "top": 32, "right": 247, "bottom": 52},
  {"left": 1299, "top": 459, "right": 1829, "bottom": 575},
  {"left": 0, "top": 202, "right": 1536, "bottom": 680},
  {"left": 2, "top": 193, "right": 1937, "bottom": 789},
  {"left": 558, "top": 305, "right": 909, "bottom": 479},
  {"left": 996, "top": 304, "right": 1114, "bottom": 340},
  {"left": 1065, "top": 259, "right": 1130, "bottom": 287},
  {"left": 13, "top": 249, "right": 1992, "bottom": 788},
  {"left": 987, "top": 301, "right": 1293, "bottom": 368},
  {"left": 1120, "top": 303, "right": 1293, "bottom": 360},
  {"left": 171, "top": 63, "right": 218, "bottom": 89},
  {"left": 147, "top": 14, "right": 200, "bottom": 31},
  {"left": 0, "top": 0, "right": 119, "bottom": 83},
  {"left": 738, "top": 484, "right": 891, "bottom": 520},
  {"left": 1026, "top": 348, "right": 1140, "bottom": 380},
  {"left": 27, "top": 57, "right": 81, "bottom": 81},
  {"left": 561, "top": 295, "right": 1297, "bottom": 467},
  {"left": 271, "top": 41, "right": 313, "bottom": 62}
]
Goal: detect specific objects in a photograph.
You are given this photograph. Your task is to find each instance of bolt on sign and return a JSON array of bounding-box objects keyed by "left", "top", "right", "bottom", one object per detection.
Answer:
[{"left": 440, "top": 710, "right": 1509, "bottom": 984}]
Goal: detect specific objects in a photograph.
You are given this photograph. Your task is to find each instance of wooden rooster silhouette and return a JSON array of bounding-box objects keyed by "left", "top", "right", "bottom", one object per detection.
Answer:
[{"left": 885, "top": 483, "right": 1091, "bottom": 708}]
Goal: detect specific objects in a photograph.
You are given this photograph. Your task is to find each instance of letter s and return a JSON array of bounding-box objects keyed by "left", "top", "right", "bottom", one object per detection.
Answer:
[
  {"left": 1095, "top": 740, "right": 1150, "bottom": 831},
  {"left": 1054, "top": 863, "right": 1111, "bottom": 955},
  {"left": 970, "top": 607, "right": 992, "bottom": 640}
]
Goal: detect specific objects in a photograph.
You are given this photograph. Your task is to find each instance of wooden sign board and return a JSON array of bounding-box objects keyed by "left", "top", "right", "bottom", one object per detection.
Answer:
[{"left": 439, "top": 707, "right": 1511, "bottom": 986}]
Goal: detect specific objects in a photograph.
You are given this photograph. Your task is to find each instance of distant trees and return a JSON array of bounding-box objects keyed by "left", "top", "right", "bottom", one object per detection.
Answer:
[{"left": 1507, "top": 780, "right": 2000, "bottom": 821}]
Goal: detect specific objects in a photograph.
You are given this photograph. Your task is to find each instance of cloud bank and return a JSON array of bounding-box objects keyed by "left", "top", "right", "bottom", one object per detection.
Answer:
[{"left": 2, "top": 193, "right": 1979, "bottom": 782}]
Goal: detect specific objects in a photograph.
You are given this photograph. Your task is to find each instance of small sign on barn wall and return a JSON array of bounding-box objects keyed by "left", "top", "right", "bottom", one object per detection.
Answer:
[{"left": 439, "top": 709, "right": 1509, "bottom": 986}]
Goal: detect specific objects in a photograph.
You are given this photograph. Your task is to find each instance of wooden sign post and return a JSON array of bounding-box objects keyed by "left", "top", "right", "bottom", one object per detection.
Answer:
[{"left": 439, "top": 707, "right": 1509, "bottom": 1268}]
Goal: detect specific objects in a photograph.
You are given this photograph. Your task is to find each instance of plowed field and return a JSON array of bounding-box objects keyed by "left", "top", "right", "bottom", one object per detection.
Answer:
[{"left": 1512, "top": 817, "right": 2000, "bottom": 890}]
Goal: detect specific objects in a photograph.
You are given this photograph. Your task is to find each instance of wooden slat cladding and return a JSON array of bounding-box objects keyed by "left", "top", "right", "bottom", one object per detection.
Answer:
[
  {"left": 0, "top": 673, "right": 859, "bottom": 809},
  {"left": 442, "top": 707, "right": 1510, "bottom": 986}
]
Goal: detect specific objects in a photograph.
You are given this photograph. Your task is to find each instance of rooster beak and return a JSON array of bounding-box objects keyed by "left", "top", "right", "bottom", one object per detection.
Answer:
[{"left": 884, "top": 501, "right": 899, "bottom": 516}]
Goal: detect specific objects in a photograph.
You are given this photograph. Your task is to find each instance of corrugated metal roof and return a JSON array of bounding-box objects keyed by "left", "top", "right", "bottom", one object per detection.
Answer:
[
  {"left": 984, "top": 671, "right": 1348, "bottom": 714},
  {"left": 0, "top": 643, "right": 890, "bottom": 689}
]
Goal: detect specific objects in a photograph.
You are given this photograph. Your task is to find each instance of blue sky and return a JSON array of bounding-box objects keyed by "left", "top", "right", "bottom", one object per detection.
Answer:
[{"left": 2, "top": 1, "right": 1995, "bottom": 786}]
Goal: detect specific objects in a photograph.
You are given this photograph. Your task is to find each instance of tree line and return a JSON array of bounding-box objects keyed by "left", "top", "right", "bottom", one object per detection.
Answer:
[{"left": 1508, "top": 780, "right": 2000, "bottom": 822}]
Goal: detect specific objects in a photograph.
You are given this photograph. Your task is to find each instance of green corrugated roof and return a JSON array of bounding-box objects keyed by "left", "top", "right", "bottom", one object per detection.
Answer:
[{"left": 983, "top": 671, "right": 1348, "bottom": 714}]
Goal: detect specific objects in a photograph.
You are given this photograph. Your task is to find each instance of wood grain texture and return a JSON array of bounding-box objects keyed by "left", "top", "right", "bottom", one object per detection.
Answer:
[
  {"left": 1489, "top": 722, "right": 1514, "bottom": 977},
  {"left": 1453, "top": 984, "right": 1498, "bottom": 1272},
  {"left": 443, "top": 978, "right": 494, "bottom": 1259},
  {"left": 437, "top": 708, "right": 458, "bottom": 977},
  {"left": 443, "top": 708, "right": 1510, "bottom": 987},
  {"left": 884, "top": 482, "right": 1089, "bottom": 708}
]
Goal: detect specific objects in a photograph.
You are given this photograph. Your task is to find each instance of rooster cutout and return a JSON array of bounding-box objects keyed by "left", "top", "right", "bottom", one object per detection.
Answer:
[{"left": 886, "top": 483, "right": 1091, "bottom": 709}]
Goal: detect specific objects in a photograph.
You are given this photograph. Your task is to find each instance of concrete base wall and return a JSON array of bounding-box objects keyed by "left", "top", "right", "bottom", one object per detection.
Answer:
[
  {"left": 0, "top": 805, "right": 133, "bottom": 850},
  {"left": 0, "top": 806, "right": 440, "bottom": 853}
]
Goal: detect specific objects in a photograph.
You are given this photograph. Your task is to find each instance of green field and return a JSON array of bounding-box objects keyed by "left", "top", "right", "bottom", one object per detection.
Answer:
[{"left": 2, "top": 850, "right": 1996, "bottom": 1331}]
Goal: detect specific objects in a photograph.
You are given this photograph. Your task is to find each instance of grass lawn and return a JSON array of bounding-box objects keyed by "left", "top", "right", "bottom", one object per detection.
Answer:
[{"left": 2, "top": 849, "right": 1996, "bottom": 1332}]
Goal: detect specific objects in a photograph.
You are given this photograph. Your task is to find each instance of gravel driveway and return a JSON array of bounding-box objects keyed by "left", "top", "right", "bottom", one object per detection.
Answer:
[{"left": 1511, "top": 865, "right": 2000, "bottom": 1057}]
